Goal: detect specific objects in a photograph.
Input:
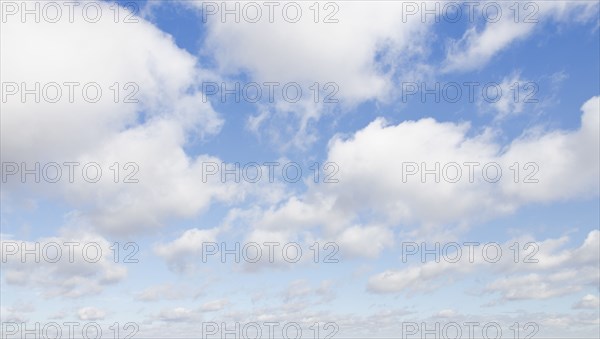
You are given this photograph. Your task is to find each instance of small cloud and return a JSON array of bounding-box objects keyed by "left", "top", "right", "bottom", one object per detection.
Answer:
[
  {"left": 157, "top": 307, "right": 193, "bottom": 322},
  {"left": 437, "top": 309, "right": 458, "bottom": 318},
  {"left": 200, "top": 299, "right": 229, "bottom": 312},
  {"left": 573, "top": 294, "right": 600, "bottom": 309},
  {"left": 77, "top": 307, "right": 106, "bottom": 321},
  {"left": 135, "top": 283, "right": 192, "bottom": 302}
]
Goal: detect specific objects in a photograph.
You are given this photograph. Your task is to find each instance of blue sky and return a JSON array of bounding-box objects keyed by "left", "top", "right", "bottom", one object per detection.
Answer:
[{"left": 1, "top": 1, "right": 599, "bottom": 338}]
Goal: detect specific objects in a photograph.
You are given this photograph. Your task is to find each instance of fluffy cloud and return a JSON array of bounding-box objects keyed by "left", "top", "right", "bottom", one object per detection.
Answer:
[
  {"left": 1, "top": 2, "right": 221, "bottom": 162},
  {"left": 336, "top": 225, "right": 395, "bottom": 258},
  {"left": 184, "top": 1, "right": 434, "bottom": 147},
  {"left": 241, "top": 96, "right": 599, "bottom": 256},
  {"left": 154, "top": 227, "right": 220, "bottom": 272},
  {"left": 0, "top": 2, "right": 246, "bottom": 235},
  {"left": 2, "top": 2, "right": 598, "bottom": 335},
  {"left": 198, "top": 1, "right": 430, "bottom": 103}
]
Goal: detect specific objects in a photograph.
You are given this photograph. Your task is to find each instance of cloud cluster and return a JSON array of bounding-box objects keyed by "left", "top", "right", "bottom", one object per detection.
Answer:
[
  {"left": 0, "top": 2, "right": 240, "bottom": 235},
  {"left": 241, "top": 96, "right": 599, "bottom": 256},
  {"left": 368, "top": 230, "right": 599, "bottom": 298},
  {"left": 1, "top": 231, "right": 127, "bottom": 298}
]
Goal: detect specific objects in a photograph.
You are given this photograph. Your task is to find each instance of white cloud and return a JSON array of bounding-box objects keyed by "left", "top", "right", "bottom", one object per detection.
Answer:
[
  {"left": 1, "top": 2, "right": 221, "bottom": 162},
  {"left": 486, "top": 270, "right": 597, "bottom": 300},
  {"left": 135, "top": 283, "right": 203, "bottom": 302},
  {"left": 0, "top": 2, "right": 250, "bottom": 235},
  {"left": 243, "top": 96, "right": 599, "bottom": 255},
  {"left": 443, "top": 17, "right": 531, "bottom": 73},
  {"left": 1, "top": 230, "right": 128, "bottom": 298},
  {"left": 367, "top": 230, "right": 600, "bottom": 297},
  {"left": 157, "top": 307, "right": 195, "bottom": 322},
  {"left": 483, "top": 72, "right": 530, "bottom": 120},
  {"left": 77, "top": 307, "right": 106, "bottom": 321},
  {"left": 198, "top": 1, "right": 430, "bottom": 103},
  {"left": 154, "top": 227, "right": 220, "bottom": 272},
  {"left": 283, "top": 280, "right": 315, "bottom": 302},
  {"left": 0, "top": 306, "right": 28, "bottom": 323},
  {"left": 187, "top": 1, "right": 434, "bottom": 148},
  {"left": 574, "top": 294, "right": 600, "bottom": 310},
  {"left": 201, "top": 299, "right": 229, "bottom": 312},
  {"left": 281, "top": 279, "right": 337, "bottom": 304},
  {"left": 0, "top": 302, "right": 35, "bottom": 323},
  {"left": 443, "top": 1, "right": 599, "bottom": 72},
  {"left": 436, "top": 309, "right": 458, "bottom": 318},
  {"left": 131, "top": 300, "right": 599, "bottom": 338},
  {"left": 337, "top": 225, "right": 394, "bottom": 258}
]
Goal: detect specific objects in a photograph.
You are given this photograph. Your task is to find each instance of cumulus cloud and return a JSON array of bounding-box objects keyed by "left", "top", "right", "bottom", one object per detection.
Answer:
[
  {"left": 0, "top": 1, "right": 247, "bottom": 235},
  {"left": 1, "top": 2, "right": 222, "bottom": 162},
  {"left": 336, "top": 225, "right": 394, "bottom": 258},
  {"left": 198, "top": 1, "right": 430, "bottom": 102},
  {"left": 185, "top": 1, "right": 434, "bottom": 148},
  {"left": 241, "top": 96, "right": 599, "bottom": 256},
  {"left": 2, "top": 2, "right": 598, "bottom": 336}
]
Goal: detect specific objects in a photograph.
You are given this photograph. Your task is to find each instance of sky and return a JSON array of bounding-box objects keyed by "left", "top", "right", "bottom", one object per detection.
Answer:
[{"left": 1, "top": 0, "right": 599, "bottom": 338}]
